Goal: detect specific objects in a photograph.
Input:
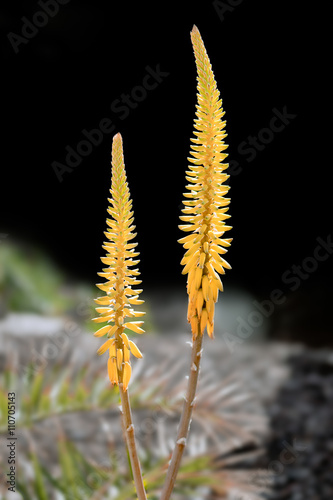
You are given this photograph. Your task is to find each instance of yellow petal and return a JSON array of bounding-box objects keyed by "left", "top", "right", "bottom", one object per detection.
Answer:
[
  {"left": 94, "top": 297, "right": 112, "bottom": 305},
  {"left": 132, "top": 311, "right": 146, "bottom": 317},
  {"left": 205, "top": 261, "right": 219, "bottom": 280},
  {"left": 187, "top": 266, "right": 196, "bottom": 293},
  {"left": 214, "top": 276, "right": 223, "bottom": 291},
  {"left": 196, "top": 289, "right": 204, "bottom": 317},
  {"left": 121, "top": 332, "right": 130, "bottom": 348},
  {"left": 93, "top": 325, "right": 112, "bottom": 337},
  {"left": 92, "top": 315, "right": 114, "bottom": 324},
  {"left": 207, "top": 321, "right": 214, "bottom": 339},
  {"left": 187, "top": 298, "right": 196, "bottom": 322},
  {"left": 97, "top": 338, "right": 114, "bottom": 355},
  {"left": 207, "top": 301, "right": 215, "bottom": 322},
  {"left": 116, "top": 316, "right": 124, "bottom": 326},
  {"left": 107, "top": 357, "right": 118, "bottom": 385},
  {"left": 182, "top": 250, "right": 199, "bottom": 275},
  {"left": 180, "top": 242, "right": 201, "bottom": 264},
  {"left": 199, "top": 252, "right": 206, "bottom": 268},
  {"left": 125, "top": 322, "right": 145, "bottom": 334},
  {"left": 129, "top": 340, "right": 143, "bottom": 358},
  {"left": 123, "top": 345, "right": 130, "bottom": 362},
  {"left": 190, "top": 316, "right": 199, "bottom": 338},
  {"left": 96, "top": 283, "right": 114, "bottom": 292},
  {"left": 128, "top": 298, "right": 144, "bottom": 305},
  {"left": 200, "top": 308, "right": 208, "bottom": 333},
  {"left": 95, "top": 306, "right": 113, "bottom": 314},
  {"left": 211, "top": 282, "right": 219, "bottom": 302},
  {"left": 202, "top": 275, "right": 209, "bottom": 302},
  {"left": 178, "top": 233, "right": 197, "bottom": 244},
  {"left": 220, "top": 257, "right": 232, "bottom": 270},
  {"left": 122, "top": 362, "right": 131, "bottom": 391},
  {"left": 100, "top": 257, "right": 115, "bottom": 265},
  {"left": 109, "top": 341, "right": 116, "bottom": 358},
  {"left": 117, "top": 349, "right": 123, "bottom": 370},
  {"left": 195, "top": 267, "right": 203, "bottom": 290},
  {"left": 211, "top": 258, "right": 225, "bottom": 275}
]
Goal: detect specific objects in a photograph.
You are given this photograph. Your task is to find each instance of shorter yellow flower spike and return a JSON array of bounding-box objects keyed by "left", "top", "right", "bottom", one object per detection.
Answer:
[{"left": 93, "top": 133, "right": 145, "bottom": 391}]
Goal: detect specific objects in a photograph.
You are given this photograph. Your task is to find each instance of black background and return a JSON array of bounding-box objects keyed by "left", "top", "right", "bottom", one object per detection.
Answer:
[{"left": 1, "top": 0, "right": 332, "bottom": 300}]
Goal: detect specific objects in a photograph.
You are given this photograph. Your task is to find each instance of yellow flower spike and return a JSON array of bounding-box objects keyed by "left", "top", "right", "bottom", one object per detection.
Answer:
[
  {"left": 160, "top": 27, "right": 234, "bottom": 500},
  {"left": 93, "top": 133, "right": 145, "bottom": 388},
  {"left": 179, "top": 25, "right": 232, "bottom": 339}
]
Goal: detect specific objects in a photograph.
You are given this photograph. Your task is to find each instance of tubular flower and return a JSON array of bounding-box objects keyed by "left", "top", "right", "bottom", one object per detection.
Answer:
[
  {"left": 179, "top": 25, "right": 232, "bottom": 340},
  {"left": 93, "top": 133, "right": 145, "bottom": 391}
]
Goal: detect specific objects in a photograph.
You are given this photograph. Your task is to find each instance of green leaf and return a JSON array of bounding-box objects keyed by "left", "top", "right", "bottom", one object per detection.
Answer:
[
  {"left": 31, "top": 453, "right": 49, "bottom": 500},
  {"left": 30, "top": 372, "right": 44, "bottom": 410}
]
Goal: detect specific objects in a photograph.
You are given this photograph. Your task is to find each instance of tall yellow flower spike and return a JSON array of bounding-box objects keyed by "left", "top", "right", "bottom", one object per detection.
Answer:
[
  {"left": 179, "top": 25, "right": 232, "bottom": 340},
  {"left": 93, "top": 133, "right": 145, "bottom": 391}
]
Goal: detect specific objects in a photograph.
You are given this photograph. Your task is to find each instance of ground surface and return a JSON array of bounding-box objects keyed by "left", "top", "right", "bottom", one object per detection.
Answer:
[{"left": 0, "top": 313, "right": 332, "bottom": 499}]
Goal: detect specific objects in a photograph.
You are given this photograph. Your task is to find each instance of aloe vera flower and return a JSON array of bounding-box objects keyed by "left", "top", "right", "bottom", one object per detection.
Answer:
[
  {"left": 179, "top": 25, "right": 232, "bottom": 340},
  {"left": 92, "top": 133, "right": 145, "bottom": 391}
]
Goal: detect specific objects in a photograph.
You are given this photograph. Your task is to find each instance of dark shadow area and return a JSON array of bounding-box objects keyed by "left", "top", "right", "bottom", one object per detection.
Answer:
[{"left": 263, "top": 350, "right": 333, "bottom": 499}]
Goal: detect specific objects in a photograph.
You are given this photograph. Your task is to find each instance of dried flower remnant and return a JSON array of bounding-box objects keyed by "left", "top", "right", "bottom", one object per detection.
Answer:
[
  {"left": 179, "top": 25, "right": 232, "bottom": 340},
  {"left": 92, "top": 133, "right": 145, "bottom": 392}
]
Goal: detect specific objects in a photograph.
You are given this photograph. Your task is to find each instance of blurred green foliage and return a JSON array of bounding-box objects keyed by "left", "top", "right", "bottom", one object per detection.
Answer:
[
  {"left": 0, "top": 240, "right": 92, "bottom": 315},
  {"left": 0, "top": 241, "right": 154, "bottom": 332}
]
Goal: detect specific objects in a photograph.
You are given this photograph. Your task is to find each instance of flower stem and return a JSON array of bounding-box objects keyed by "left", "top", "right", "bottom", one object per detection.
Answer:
[
  {"left": 119, "top": 384, "right": 147, "bottom": 500},
  {"left": 160, "top": 331, "right": 203, "bottom": 500}
]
